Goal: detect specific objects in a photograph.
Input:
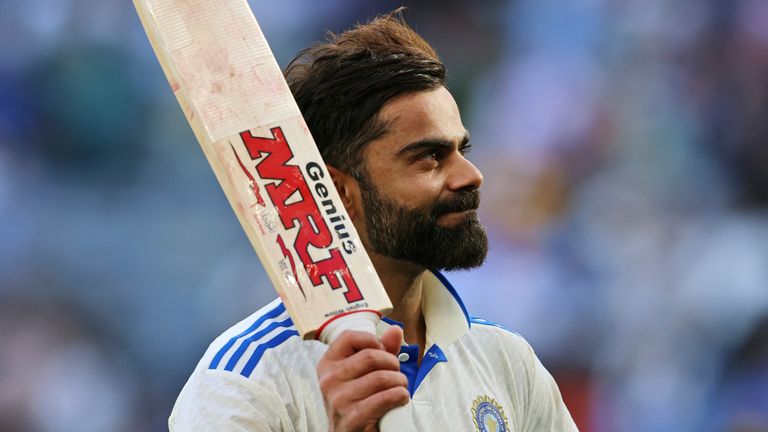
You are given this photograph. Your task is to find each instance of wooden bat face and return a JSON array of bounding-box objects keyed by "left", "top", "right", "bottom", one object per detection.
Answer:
[{"left": 133, "top": 0, "right": 391, "bottom": 338}]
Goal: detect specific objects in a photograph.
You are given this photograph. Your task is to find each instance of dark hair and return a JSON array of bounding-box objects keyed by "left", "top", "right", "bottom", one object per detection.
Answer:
[{"left": 284, "top": 9, "right": 445, "bottom": 175}]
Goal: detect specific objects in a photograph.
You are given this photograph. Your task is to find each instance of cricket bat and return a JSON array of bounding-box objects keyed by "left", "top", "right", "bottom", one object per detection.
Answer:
[{"left": 133, "top": 0, "right": 414, "bottom": 429}]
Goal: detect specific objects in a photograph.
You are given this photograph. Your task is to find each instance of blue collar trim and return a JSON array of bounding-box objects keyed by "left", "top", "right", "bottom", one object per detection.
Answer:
[
  {"left": 397, "top": 343, "right": 448, "bottom": 397},
  {"left": 430, "top": 270, "right": 471, "bottom": 329},
  {"left": 381, "top": 316, "right": 403, "bottom": 327}
]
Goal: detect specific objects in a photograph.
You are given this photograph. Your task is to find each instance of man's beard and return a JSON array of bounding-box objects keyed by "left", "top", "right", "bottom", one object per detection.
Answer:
[{"left": 356, "top": 171, "right": 488, "bottom": 271}]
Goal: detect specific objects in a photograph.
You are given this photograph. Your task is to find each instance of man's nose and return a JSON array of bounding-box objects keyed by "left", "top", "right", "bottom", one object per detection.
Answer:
[{"left": 447, "top": 154, "right": 484, "bottom": 192}]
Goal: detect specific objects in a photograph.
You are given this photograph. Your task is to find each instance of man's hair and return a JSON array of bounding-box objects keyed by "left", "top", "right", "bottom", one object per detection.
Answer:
[{"left": 284, "top": 9, "right": 445, "bottom": 175}]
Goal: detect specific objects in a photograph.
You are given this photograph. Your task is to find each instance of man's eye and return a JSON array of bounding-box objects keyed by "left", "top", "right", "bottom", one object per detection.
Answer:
[
  {"left": 418, "top": 149, "right": 442, "bottom": 161},
  {"left": 459, "top": 143, "right": 472, "bottom": 156}
]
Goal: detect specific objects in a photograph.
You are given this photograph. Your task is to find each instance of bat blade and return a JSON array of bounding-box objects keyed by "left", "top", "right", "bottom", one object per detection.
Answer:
[{"left": 133, "top": 0, "right": 392, "bottom": 339}]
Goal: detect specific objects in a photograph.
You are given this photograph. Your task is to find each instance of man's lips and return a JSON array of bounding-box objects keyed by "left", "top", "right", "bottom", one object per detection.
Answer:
[
  {"left": 431, "top": 190, "right": 481, "bottom": 226},
  {"left": 436, "top": 209, "right": 477, "bottom": 226}
]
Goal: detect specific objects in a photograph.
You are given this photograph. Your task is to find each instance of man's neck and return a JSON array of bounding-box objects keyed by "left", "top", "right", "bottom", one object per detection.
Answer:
[{"left": 370, "top": 254, "right": 427, "bottom": 355}]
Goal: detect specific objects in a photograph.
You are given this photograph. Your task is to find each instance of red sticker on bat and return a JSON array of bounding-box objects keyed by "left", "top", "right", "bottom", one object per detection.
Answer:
[{"left": 239, "top": 127, "right": 363, "bottom": 303}]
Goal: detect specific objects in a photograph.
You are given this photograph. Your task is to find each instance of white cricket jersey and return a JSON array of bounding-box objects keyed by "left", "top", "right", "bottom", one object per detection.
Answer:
[{"left": 170, "top": 271, "right": 577, "bottom": 431}]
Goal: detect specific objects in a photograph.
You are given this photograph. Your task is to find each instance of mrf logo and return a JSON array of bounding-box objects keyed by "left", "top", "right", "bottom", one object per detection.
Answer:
[{"left": 236, "top": 126, "right": 363, "bottom": 303}]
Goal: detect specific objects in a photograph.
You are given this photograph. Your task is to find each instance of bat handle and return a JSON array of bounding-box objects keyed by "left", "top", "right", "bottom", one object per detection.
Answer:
[
  {"left": 380, "top": 404, "right": 416, "bottom": 431},
  {"left": 318, "top": 311, "right": 417, "bottom": 431},
  {"left": 318, "top": 310, "right": 380, "bottom": 342}
]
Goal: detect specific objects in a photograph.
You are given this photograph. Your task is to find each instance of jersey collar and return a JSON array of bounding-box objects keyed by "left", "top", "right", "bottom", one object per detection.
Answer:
[{"left": 378, "top": 270, "right": 471, "bottom": 348}]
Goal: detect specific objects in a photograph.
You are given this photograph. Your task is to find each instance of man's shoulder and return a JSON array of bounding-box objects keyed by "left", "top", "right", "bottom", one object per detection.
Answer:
[
  {"left": 468, "top": 316, "right": 526, "bottom": 341},
  {"left": 170, "top": 300, "right": 328, "bottom": 430},
  {"left": 464, "top": 315, "right": 536, "bottom": 360},
  {"left": 197, "top": 298, "right": 320, "bottom": 379}
]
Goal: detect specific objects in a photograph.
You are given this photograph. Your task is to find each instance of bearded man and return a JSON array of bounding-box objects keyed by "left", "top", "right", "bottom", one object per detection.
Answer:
[{"left": 170, "top": 11, "right": 577, "bottom": 432}]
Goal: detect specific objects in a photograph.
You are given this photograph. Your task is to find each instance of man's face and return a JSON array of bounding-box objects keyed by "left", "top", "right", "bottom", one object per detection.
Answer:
[{"left": 352, "top": 86, "right": 488, "bottom": 271}]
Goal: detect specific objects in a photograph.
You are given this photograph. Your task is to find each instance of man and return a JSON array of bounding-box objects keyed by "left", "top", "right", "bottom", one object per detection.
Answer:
[{"left": 170, "top": 10, "right": 577, "bottom": 432}]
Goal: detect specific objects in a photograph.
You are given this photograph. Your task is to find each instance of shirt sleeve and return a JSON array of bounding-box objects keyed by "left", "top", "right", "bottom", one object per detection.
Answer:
[
  {"left": 521, "top": 344, "right": 579, "bottom": 432},
  {"left": 169, "top": 368, "right": 294, "bottom": 432}
]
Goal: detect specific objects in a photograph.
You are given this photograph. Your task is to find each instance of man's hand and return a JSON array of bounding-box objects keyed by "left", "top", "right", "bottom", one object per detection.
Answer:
[{"left": 317, "top": 326, "right": 410, "bottom": 432}]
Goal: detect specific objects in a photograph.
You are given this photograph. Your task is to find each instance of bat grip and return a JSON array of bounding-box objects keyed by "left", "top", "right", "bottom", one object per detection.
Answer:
[
  {"left": 317, "top": 310, "right": 379, "bottom": 343},
  {"left": 379, "top": 404, "right": 416, "bottom": 431},
  {"left": 318, "top": 312, "right": 417, "bottom": 432}
]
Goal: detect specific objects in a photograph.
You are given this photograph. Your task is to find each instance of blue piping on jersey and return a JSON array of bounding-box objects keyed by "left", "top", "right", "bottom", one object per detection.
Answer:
[
  {"left": 209, "top": 302, "right": 287, "bottom": 370},
  {"left": 470, "top": 316, "right": 517, "bottom": 334}
]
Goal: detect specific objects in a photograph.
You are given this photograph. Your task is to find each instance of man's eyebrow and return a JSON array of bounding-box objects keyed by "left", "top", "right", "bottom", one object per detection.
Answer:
[{"left": 396, "top": 131, "right": 471, "bottom": 155}]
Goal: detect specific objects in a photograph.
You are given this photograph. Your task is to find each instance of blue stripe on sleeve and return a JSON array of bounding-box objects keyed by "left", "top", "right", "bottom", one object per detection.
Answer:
[
  {"left": 208, "top": 302, "right": 287, "bottom": 370},
  {"left": 224, "top": 317, "right": 294, "bottom": 371},
  {"left": 240, "top": 329, "right": 300, "bottom": 377}
]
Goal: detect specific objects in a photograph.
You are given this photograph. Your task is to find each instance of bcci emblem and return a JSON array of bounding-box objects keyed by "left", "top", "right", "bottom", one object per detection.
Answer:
[{"left": 471, "top": 395, "right": 509, "bottom": 432}]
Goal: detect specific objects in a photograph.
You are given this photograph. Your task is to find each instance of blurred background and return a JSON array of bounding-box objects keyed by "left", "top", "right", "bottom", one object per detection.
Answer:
[{"left": 1, "top": 0, "right": 767, "bottom": 430}]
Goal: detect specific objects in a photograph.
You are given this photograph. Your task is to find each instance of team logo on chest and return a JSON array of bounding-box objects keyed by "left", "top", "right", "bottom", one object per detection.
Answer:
[{"left": 471, "top": 395, "right": 509, "bottom": 432}]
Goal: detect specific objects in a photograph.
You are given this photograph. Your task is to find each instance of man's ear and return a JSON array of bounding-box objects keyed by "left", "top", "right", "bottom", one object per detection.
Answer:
[{"left": 326, "top": 165, "right": 361, "bottom": 220}]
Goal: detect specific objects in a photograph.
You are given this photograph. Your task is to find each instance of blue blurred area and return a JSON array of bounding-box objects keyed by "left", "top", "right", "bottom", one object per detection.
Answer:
[{"left": 1, "top": 0, "right": 768, "bottom": 431}]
